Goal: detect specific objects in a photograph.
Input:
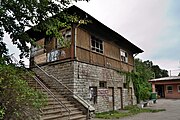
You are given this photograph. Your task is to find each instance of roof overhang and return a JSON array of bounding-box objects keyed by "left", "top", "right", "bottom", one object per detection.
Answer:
[{"left": 26, "top": 5, "right": 143, "bottom": 54}]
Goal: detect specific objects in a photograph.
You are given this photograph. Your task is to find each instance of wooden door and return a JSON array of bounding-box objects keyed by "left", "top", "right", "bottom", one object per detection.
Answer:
[
  {"left": 119, "top": 87, "right": 123, "bottom": 109},
  {"left": 108, "top": 87, "right": 114, "bottom": 110}
]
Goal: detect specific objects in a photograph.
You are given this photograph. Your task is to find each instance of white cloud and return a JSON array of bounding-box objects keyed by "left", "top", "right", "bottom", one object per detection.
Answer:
[{"left": 4, "top": 33, "right": 29, "bottom": 66}]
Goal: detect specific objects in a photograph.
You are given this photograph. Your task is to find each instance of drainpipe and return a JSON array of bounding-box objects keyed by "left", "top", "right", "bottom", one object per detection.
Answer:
[
  {"left": 74, "top": 23, "right": 81, "bottom": 59},
  {"left": 133, "top": 53, "right": 139, "bottom": 72},
  {"left": 169, "top": 70, "right": 171, "bottom": 77},
  {"left": 74, "top": 27, "right": 77, "bottom": 58}
]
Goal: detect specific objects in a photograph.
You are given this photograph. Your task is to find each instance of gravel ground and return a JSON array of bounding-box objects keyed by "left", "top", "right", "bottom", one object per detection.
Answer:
[{"left": 93, "top": 99, "right": 180, "bottom": 120}]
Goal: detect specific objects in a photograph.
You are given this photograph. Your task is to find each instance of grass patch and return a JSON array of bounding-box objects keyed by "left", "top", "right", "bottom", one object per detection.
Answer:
[
  {"left": 124, "top": 105, "right": 166, "bottom": 115},
  {"left": 95, "top": 110, "right": 129, "bottom": 119},
  {"left": 95, "top": 105, "right": 166, "bottom": 119}
]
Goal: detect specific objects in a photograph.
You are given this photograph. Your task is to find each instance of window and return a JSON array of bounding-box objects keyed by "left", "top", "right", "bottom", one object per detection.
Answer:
[
  {"left": 99, "top": 81, "right": 107, "bottom": 88},
  {"left": 57, "top": 29, "right": 71, "bottom": 48},
  {"left": 166, "top": 85, "right": 173, "bottom": 93},
  {"left": 123, "top": 83, "right": 127, "bottom": 89},
  {"left": 178, "top": 85, "right": 180, "bottom": 92},
  {"left": 91, "top": 36, "right": 103, "bottom": 53},
  {"left": 120, "top": 50, "right": 128, "bottom": 63}
]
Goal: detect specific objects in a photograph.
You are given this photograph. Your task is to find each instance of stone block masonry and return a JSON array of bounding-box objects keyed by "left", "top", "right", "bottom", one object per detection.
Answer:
[
  {"left": 73, "top": 61, "right": 137, "bottom": 112},
  {"left": 32, "top": 60, "right": 137, "bottom": 113}
]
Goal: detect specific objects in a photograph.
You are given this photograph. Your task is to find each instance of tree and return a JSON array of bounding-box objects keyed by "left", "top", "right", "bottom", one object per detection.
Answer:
[
  {"left": 151, "top": 65, "right": 168, "bottom": 78},
  {"left": 132, "top": 58, "right": 169, "bottom": 103},
  {"left": 178, "top": 72, "right": 180, "bottom": 76},
  {"left": 132, "top": 58, "right": 153, "bottom": 103},
  {"left": 0, "top": 0, "right": 89, "bottom": 59},
  {"left": 0, "top": 0, "right": 89, "bottom": 119}
]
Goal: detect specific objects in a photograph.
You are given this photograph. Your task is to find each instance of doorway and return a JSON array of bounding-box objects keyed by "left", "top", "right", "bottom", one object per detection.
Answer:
[
  {"left": 155, "top": 85, "right": 165, "bottom": 98},
  {"left": 108, "top": 87, "right": 114, "bottom": 110},
  {"left": 118, "top": 87, "right": 123, "bottom": 109}
]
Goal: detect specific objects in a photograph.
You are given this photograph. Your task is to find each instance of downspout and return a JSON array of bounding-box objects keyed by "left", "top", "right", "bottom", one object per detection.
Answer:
[
  {"left": 74, "top": 27, "right": 77, "bottom": 59},
  {"left": 133, "top": 53, "right": 139, "bottom": 72}
]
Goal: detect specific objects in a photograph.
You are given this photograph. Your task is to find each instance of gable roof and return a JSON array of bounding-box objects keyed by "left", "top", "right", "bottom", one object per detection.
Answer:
[
  {"left": 27, "top": 5, "right": 143, "bottom": 54},
  {"left": 67, "top": 5, "right": 143, "bottom": 54}
]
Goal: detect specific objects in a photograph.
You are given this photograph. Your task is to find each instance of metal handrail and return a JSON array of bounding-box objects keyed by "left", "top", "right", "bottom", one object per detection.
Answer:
[
  {"left": 33, "top": 76, "right": 71, "bottom": 118},
  {"left": 34, "top": 62, "right": 91, "bottom": 119},
  {"left": 10, "top": 55, "right": 71, "bottom": 120}
]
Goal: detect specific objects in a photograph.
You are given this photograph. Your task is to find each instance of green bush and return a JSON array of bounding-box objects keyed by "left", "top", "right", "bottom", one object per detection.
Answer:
[{"left": 0, "top": 64, "right": 47, "bottom": 119}]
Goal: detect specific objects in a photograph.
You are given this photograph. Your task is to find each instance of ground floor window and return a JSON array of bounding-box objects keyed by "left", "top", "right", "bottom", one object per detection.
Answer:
[
  {"left": 99, "top": 81, "right": 107, "bottom": 88},
  {"left": 177, "top": 85, "right": 180, "bottom": 92},
  {"left": 166, "top": 85, "right": 173, "bottom": 93}
]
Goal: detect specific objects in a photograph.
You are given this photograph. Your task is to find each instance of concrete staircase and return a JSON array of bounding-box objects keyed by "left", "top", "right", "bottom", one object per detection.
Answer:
[{"left": 28, "top": 79, "right": 87, "bottom": 120}]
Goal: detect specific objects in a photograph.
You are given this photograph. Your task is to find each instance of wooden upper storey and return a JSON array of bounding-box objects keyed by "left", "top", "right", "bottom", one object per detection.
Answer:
[{"left": 29, "top": 6, "right": 143, "bottom": 72}]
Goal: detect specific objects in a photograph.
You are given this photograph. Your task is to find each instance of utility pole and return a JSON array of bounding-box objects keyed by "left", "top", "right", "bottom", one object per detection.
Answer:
[{"left": 169, "top": 70, "right": 171, "bottom": 77}]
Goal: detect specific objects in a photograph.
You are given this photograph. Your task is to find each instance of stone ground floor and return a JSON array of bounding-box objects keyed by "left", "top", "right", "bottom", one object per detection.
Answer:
[
  {"left": 93, "top": 99, "right": 180, "bottom": 120},
  {"left": 33, "top": 61, "right": 137, "bottom": 113}
]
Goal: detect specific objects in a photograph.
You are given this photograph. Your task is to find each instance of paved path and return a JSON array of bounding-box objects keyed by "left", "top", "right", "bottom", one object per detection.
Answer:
[{"left": 93, "top": 99, "right": 180, "bottom": 120}]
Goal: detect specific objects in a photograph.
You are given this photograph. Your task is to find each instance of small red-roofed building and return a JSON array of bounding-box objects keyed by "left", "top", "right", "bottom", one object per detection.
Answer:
[{"left": 149, "top": 76, "right": 180, "bottom": 99}]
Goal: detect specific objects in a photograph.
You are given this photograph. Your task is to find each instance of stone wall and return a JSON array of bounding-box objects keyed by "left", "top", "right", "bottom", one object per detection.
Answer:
[
  {"left": 33, "top": 61, "right": 75, "bottom": 91},
  {"left": 33, "top": 60, "right": 137, "bottom": 113},
  {"left": 73, "top": 61, "right": 137, "bottom": 112}
]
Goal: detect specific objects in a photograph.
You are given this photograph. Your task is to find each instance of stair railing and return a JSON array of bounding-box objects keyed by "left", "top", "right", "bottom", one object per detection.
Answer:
[
  {"left": 33, "top": 76, "right": 71, "bottom": 119},
  {"left": 34, "top": 62, "right": 92, "bottom": 119},
  {"left": 10, "top": 55, "right": 71, "bottom": 120}
]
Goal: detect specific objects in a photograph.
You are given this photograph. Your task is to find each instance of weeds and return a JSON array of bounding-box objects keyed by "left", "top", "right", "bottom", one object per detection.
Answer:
[{"left": 95, "top": 105, "right": 166, "bottom": 119}]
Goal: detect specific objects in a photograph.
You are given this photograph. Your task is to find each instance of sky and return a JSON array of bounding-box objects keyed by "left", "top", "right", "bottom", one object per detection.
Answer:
[
  {"left": 4, "top": 0, "right": 180, "bottom": 75},
  {"left": 73, "top": 0, "right": 180, "bottom": 76}
]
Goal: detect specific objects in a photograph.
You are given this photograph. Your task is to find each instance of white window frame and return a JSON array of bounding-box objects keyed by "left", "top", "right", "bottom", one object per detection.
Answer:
[
  {"left": 177, "top": 85, "right": 180, "bottom": 92},
  {"left": 91, "top": 36, "right": 103, "bottom": 53},
  {"left": 166, "top": 85, "right": 173, "bottom": 93},
  {"left": 120, "top": 50, "right": 128, "bottom": 63}
]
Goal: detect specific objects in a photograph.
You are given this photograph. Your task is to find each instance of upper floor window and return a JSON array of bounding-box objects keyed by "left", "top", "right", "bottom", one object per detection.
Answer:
[
  {"left": 120, "top": 50, "right": 128, "bottom": 63},
  {"left": 91, "top": 36, "right": 103, "bottom": 53},
  {"left": 57, "top": 29, "right": 71, "bottom": 48}
]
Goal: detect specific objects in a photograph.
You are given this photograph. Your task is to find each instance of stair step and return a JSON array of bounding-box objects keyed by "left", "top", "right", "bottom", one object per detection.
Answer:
[
  {"left": 41, "top": 111, "right": 85, "bottom": 120},
  {"left": 29, "top": 71, "right": 87, "bottom": 120},
  {"left": 42, "top": 108, "right": 82, "bottom": 115},
  {"left": 47, "top": 97, "right": 66, "bottom": 101},
  {"left": 69, "top": 115, "right": 86, "bottom": 120},
  {"left": 47, "top": 101, "right": 69, "bottom": 105},
  {"left": 42, "top": 104, "right": 75, "bottom": 111}
]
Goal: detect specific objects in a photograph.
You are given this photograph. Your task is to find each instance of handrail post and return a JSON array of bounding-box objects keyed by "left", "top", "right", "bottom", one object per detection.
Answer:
[{"left": 87, "top": 106, "right": 90, "bottom": 120}]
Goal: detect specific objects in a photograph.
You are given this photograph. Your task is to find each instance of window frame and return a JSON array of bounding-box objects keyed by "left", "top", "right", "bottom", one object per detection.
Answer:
[
  {"left": 166, "top": 85, "right": 173, "bottom": 93},
  {"left": 91, "top": 36, "right": 103, "bottom": 54},
  {"left": 177, "top": 85, "right": 180, "bottom": 93},
  {"left": 120, "top": 49, "right": 128, "bottom": 63}
]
